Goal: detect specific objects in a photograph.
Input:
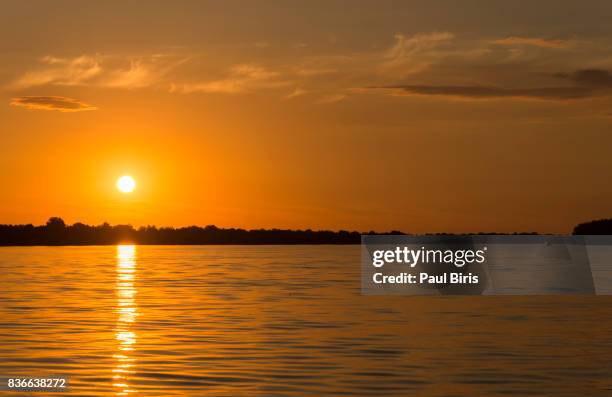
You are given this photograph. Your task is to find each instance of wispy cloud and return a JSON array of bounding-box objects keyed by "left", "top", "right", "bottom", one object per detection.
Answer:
[
  {"left": 385, "top": 32, "right": 454, "bottom": 59},
  {"left": 12, "top": 54, "right": 187, "bottom": 89},
  {"left": 492, "top": 36, "right": 570, "bottom": 49},
  {"left": 317, "top": 93, "right": 347, "bottom": 104},
  {"left": 104, "top": 55, "right": 189, "bottom": 88},
  {"left": 285, "top": 87, "right": 310, "bottom": 99},
  {"left": 380, "top": 32, "right": 454, "bottom": 77},
  {"left": 13, "top": 56, "right": 102, "bottom": 88},
  {"left": 294, "top": 67, "right": 337, "bottom": 77},
  {"left": 171, "top": 64, "right": 287, "bottom": 94},
  {"left": 10, "top": 96, "right": 98, "bottom": 112}
]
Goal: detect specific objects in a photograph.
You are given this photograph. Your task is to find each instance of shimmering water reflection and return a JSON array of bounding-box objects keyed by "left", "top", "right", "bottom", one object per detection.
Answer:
[
  {"left": 0, "top": 245, "right": 611, "bottom": 396},
  {"left": 115, "top": 245, "right": 138, "bottom": 396}
]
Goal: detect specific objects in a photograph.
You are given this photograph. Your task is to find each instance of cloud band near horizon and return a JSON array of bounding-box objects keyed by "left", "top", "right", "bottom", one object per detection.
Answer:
[{"left": 376, "top": 69, "right": 612, "bottom": 100}]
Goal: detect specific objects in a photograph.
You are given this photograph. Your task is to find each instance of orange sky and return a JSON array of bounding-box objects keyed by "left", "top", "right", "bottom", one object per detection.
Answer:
[{"left": 1, "top": 1, "right": 612, "bottom": 233}]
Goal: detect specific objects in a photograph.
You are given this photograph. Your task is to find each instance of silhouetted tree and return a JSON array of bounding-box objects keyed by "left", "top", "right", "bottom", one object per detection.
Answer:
[
  {"left": 44, "top": 217, "right": 67, "bottom": 244},
  {"left": 46, "top": 217, "right": 66, "bottom": 229}
]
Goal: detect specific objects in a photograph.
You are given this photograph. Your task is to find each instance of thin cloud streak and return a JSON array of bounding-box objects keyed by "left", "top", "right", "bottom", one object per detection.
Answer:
[
  {"left": 10, "top": 96, "right": 98, "bottom": 112},
  {"left": 377, "top": 69, "right": 612, "bottom": 101},
  {"left": 492, "top": 36, "right": 571, "bottom": 49},
  {"left": 171, "top": 64, "right": 288, "bottom": 94},
  {"left": 379, "top": 85, "right": 596, "bottom": 100}
]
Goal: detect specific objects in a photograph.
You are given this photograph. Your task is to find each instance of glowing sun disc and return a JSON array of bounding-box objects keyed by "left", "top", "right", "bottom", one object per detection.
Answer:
[{"left": 117, "top": 176, "right": 136, "bottom": 193}]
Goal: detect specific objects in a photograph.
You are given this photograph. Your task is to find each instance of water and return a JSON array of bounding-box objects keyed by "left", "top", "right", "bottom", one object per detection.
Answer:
[{"left": 0, "top": 245, "right": 611, "bottom": 396}]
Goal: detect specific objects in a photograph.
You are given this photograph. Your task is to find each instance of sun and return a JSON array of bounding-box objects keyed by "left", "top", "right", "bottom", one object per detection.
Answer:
[{"left": 117, "top": 175, "right": 136, "bottom": 193}]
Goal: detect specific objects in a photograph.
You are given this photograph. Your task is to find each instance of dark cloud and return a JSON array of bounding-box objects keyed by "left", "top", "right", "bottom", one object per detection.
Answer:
[
  {"left": 10, "top": 96, "right": 97, "bottom": 112},
  {"left": 378, "top": 69, "right": 612, "bottom": 100},
  {"left": 555, "top": 69, "right": 612, "bottom": 87},
  {"left": 381, "top": 85, "right": 595, "bottom": 100},
  {"left": 492, "top": 36, "right": 569, "bottom": 49}
]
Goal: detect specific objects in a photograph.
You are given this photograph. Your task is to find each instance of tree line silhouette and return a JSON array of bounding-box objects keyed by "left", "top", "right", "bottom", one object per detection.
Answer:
[
  {"left": 0, "top": 217, "right": 607, "bottom": 246},
  {"left": 572, "top": 218, "right": 612, "bottom": 235},
  {"left": 0, "top": 217, "right": 404, "bottom": 246}
]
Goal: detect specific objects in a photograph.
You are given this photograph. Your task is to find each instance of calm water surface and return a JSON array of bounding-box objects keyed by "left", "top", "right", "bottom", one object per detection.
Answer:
[{"left": 1, "top": 245, "right": 611, "bottom": 396}]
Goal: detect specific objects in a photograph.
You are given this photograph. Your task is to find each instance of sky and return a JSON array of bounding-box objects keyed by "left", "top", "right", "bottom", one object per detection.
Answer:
[{"left": 1, "top": 0, "right": 612, "bottom": 233}]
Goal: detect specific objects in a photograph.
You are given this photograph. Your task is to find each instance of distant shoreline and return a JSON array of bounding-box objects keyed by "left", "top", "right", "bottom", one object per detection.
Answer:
[
  {"left": 0, "top": 217, "right": 373, "bottom": 246},
  {"left": 0, "top": 217, "right": 533, "bottom": 246},
  {"left": 0, "top": 217, "right": 609, "bottom": 246}
]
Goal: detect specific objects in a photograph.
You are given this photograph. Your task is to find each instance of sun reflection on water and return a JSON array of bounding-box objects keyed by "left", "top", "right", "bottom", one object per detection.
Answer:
[{"left": 114, "top": 245, "right": 138, "bottom": 395}]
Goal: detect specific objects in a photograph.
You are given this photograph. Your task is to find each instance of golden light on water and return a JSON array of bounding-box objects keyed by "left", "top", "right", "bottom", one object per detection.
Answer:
[{"left": 114, "top": 245, "right": 138, "bottom": 395}]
